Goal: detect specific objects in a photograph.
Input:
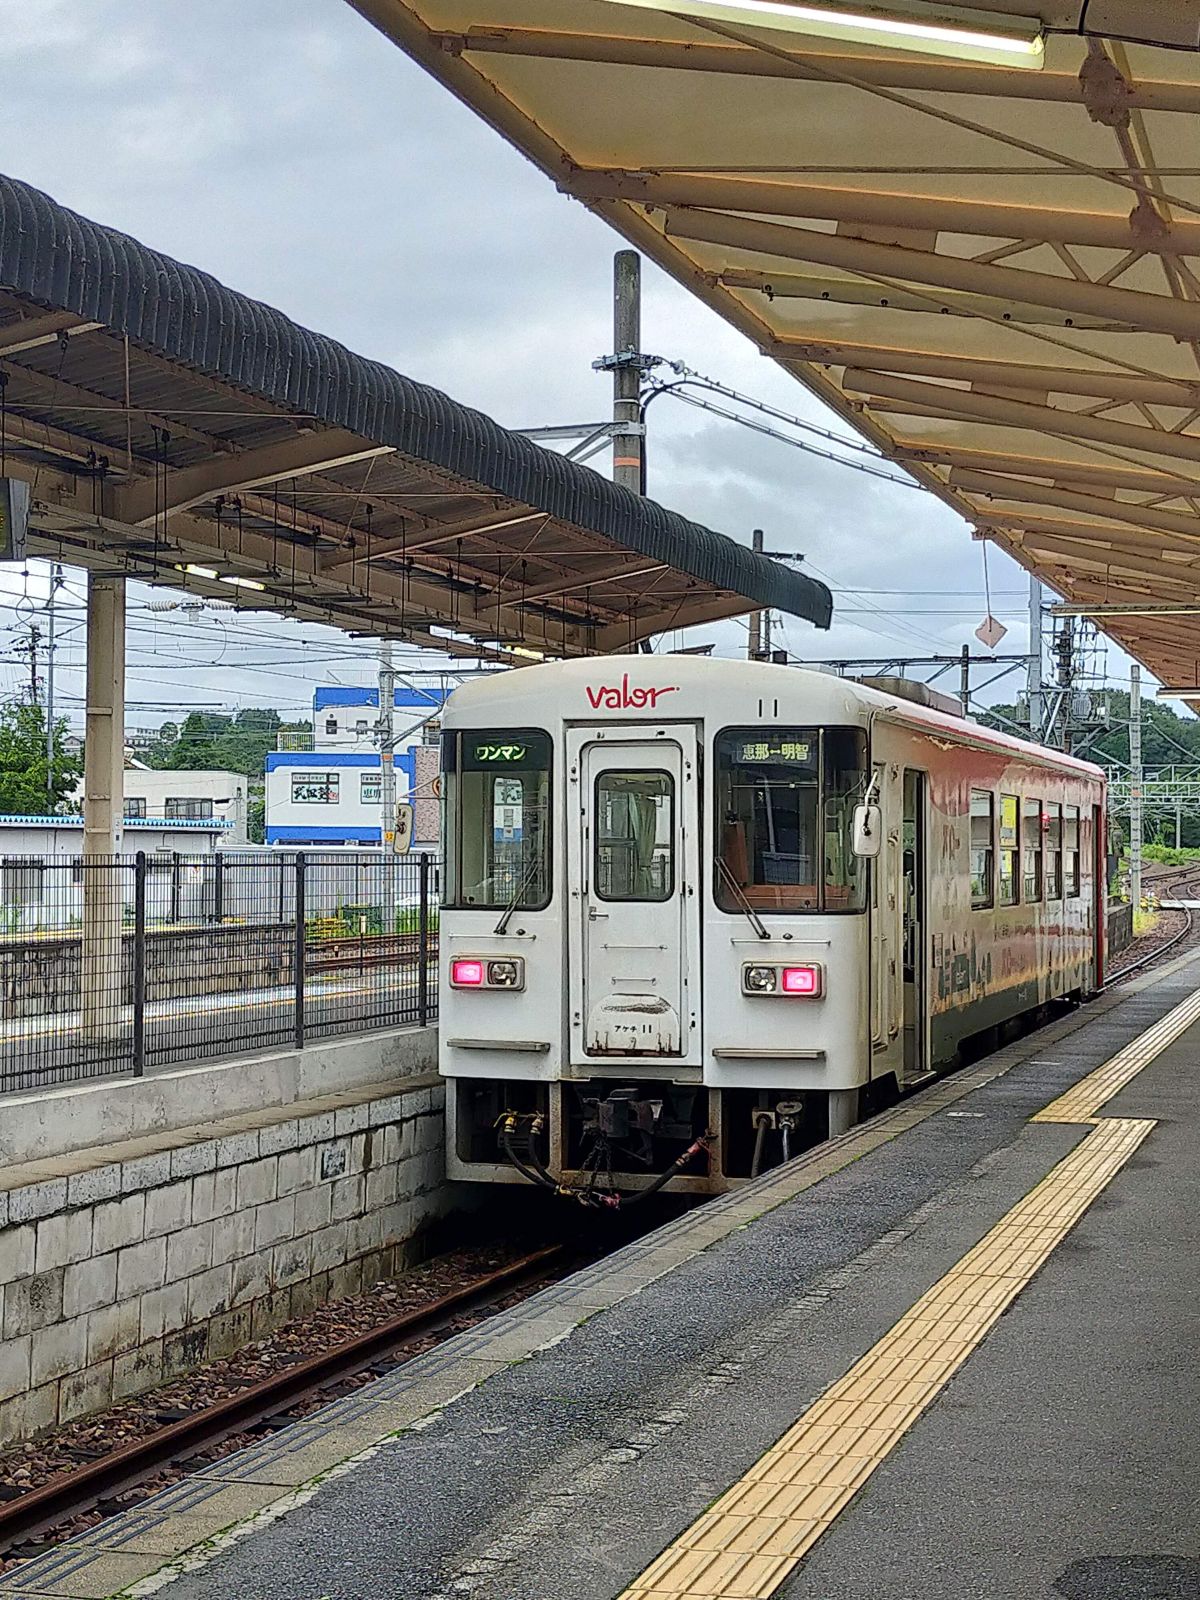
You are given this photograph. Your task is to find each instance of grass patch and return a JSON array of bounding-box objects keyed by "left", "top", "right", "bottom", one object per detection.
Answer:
[{"left": 1141, "top": 845, "right": 1200, "bottom": 867}]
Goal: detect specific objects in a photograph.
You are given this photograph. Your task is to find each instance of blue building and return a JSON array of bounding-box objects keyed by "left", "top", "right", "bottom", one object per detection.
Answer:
[{"left": 264, "top": 685, "right": 448, "bottom": 847}]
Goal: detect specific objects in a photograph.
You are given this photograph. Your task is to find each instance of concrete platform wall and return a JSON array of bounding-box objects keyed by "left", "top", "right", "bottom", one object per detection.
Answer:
[
  {"left": 1, "top": 1024, "right": 437, "bottom": 1168},
  {"left": 0, "top": 1073, "right": 446, "bottom": 1449}
]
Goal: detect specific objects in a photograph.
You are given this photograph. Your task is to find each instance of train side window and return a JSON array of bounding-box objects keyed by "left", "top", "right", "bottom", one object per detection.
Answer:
[
  {"left": 1023, "top": 797, "right": 1043, "bottom": 903},
  {"left": 999, "top": 794, "right": 1019, "bottom": 906},
  {"left": 970, "top": 790, "right": 994, "bottom": 909},
  {"left": 1064, "top": 805, "right": 1081, "bottom": 896},
  {"left": 1045, "top": 804, "right": 1063, "bottom": 898}
]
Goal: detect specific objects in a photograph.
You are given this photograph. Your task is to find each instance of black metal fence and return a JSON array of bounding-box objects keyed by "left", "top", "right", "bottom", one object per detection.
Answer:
[{"left": 0, "top": 851, "right": 440, "bottom": 1095}]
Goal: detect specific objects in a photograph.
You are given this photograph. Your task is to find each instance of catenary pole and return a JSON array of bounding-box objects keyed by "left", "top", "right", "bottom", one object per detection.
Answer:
[{"left": 1028, "top": 575, "right": 1044, "bottom": 740}]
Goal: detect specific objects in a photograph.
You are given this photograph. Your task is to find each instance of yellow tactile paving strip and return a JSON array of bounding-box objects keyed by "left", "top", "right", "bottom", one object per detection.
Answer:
[
  {"left": 618, "top": 1116, "right": 1155, "bottom": 1600},
  {"left": 1033, "top": 985, "right": 1200, "bottom": 1124}
]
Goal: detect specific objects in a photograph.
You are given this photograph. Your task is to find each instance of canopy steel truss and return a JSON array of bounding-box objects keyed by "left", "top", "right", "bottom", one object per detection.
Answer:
[{"left": 350, "top": 0, "right": 1200, "bottom": 684}]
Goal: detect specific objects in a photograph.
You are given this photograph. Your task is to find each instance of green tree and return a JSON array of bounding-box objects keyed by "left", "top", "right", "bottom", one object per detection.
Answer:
[
  {"left": 144, "top": 708, "right": 311, "bottom": 780},
  {"left": 246, "top": 791, "right": 266, "bottom": 845},
  {"left": 0, "top": 700, "right": 81, "bottom": 814}
]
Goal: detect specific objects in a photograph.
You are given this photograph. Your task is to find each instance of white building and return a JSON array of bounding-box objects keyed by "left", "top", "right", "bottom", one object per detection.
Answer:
[
  {"left": 264, "top": 685, "right": 447, "bottom": 848},
  {"left": 0, "top": 814, "right": 230, "bottom": 930},
  {"left": 122, "top": 769, "right": 248, "bottom": 844}
]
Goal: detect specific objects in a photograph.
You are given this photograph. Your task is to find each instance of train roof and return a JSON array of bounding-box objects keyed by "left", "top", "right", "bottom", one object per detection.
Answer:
[{"left": 442, "top": 657, "right": 1105, "bottom": 782}]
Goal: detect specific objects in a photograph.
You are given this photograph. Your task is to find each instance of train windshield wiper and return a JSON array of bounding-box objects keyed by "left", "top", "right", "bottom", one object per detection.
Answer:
[
  {"left": 494, "top": 857, "right": 540, "bottom": 935},
  {"left": 715, "top": 856, "right": 770, "bottom": 941}
]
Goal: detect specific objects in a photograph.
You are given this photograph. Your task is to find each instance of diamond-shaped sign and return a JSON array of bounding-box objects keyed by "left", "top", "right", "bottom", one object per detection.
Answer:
[{"left": 975, "top": 614, "right": 1007, "bottom": 649}]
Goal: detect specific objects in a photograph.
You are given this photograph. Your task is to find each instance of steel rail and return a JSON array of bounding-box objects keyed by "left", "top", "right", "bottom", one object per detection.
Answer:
[
  {"left": 0, "top": 1245, "right": 565, "bottom": 1556},
  {"left": 1104, "top": 870, "right": 1198, "bottom": 987}
]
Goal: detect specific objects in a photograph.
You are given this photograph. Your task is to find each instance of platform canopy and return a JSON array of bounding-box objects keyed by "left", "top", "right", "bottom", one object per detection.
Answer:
[
  {"left": 0, "top": 173, "right": 832, "bottom": 664},
  {"left": 351, "top": 0, "right": 1200, "bottom": 691}
]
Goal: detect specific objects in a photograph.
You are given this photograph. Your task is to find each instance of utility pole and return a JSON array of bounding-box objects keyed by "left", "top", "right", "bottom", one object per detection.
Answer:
[
  {"left": 611, "top": 251, "right": 644, "bottom": 495},
  {"left": 19, "top": 623, "right": 41, "bottom": 705},
  {"left": 1027, "top": 575, "right": 1044, "bottom": 741},
  {"left": 747, "top": 528, "right": 764, "bottom": 661},
  {"left": 1129, "top": 664, "right": 1143, "bottom": 915},
  {"left": 959, "top": 644, "right": 971, "bottom": 715},
  {"left": 378, "top": 640, "right": 397, "bottom": 840},
  {"left": 45, "top": 565, "right": 61, "bottom": 801},
  {"left": 378, "top": 639, "right": 398, "bottom": 928},
  {"left": 745, "top": 529, "right": 806, "bottom": 663}
]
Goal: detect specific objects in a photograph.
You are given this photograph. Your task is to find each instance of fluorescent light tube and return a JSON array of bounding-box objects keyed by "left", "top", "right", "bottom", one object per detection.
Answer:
[
  {"left": 603, "top": 0, "right": 1045, "bottom": 68},
  {"left": 175, "top": 563, "right": 218, "bottom": 580},
  {"left": 220, "top": 574, "right": 266, "bottom": 591}
]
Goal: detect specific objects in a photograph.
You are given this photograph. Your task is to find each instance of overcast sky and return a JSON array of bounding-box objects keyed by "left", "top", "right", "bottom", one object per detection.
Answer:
[{"left": 0, "top": 0, "right": 1133, "bottom": 731}]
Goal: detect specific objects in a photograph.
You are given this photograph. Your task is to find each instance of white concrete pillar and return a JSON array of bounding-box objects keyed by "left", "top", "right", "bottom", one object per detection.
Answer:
[{"left": 81, "top": 574, "right": 126, "bottom": 1040}]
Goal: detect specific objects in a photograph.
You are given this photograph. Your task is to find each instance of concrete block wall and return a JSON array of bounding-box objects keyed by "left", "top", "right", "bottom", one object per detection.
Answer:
[
  {"left": 0, "top": 923, "right": 294, "bottom": 1020},
  {"left": 1107, "top": 899, "right": 1134, "bottom": 961},
  {"left": 0, "top": 1077, "right": 445, "bottom": 1448}
]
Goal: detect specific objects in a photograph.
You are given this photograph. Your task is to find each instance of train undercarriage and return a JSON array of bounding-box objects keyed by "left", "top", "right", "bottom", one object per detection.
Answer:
[{"left": 448, "top": 1076, "right": 864, "bottom": 1203}]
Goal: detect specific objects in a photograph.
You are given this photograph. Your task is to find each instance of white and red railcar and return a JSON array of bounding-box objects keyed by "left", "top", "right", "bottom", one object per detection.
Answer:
[{"left": 438, "top": 657, "right": 1105, "bottom": 1196}]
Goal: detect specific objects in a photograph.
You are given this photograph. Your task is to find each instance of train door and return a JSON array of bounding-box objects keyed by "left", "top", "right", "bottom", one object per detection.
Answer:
[
  {"left": 869, "top": 762, "right": 893, "bottom": 1056},
  {"left": 566, "top": 727, "right": 701, "bottom": 1066},
  {"left": 1093, "top": 800, "right": 1106, "bottom": 987},
  {"left": 902, "top": 769, "right": 928, "bottom": 1081}
]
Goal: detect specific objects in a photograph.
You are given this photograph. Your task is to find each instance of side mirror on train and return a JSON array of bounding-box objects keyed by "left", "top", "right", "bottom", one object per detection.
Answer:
[{"left": 852, "top": 803, "right": 883, "bottom": 859}]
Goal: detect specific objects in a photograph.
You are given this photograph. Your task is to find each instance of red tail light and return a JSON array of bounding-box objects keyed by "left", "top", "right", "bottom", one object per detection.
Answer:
[
  {"left": 781, "top": 965, "right": 822, "bottom": 997},
  {"left": 450, "top": 959, "right": 485, "bottom": 987}
]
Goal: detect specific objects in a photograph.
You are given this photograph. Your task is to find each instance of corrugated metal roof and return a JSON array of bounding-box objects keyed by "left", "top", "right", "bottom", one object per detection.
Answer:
[
  {"left": 0, "top": 815, "right": 226, "bottom": 828},
  {"left": 0, "top": 172, "right": 831, "bottom": 635}
]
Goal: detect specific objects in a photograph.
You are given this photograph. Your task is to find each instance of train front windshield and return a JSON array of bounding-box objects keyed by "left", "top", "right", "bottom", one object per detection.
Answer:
[
  {"left": 716, "top": 727, "right": 868, "bottom": 913},
  {"left": 442, "top": 729, "right": 552, "bottom": 910}
]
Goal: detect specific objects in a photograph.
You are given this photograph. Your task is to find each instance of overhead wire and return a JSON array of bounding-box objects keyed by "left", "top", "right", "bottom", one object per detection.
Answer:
[{"left": 642, "top": 366, "right": 926, "bottom": 491}]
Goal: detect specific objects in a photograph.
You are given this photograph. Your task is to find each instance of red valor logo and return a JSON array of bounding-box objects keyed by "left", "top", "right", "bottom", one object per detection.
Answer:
[{"left": 585, "top": 672, "right": 680, "bottom": 711}]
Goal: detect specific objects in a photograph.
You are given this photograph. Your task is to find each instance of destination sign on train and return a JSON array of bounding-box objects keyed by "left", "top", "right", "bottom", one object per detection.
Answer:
[
  {"left": 473, "top": 742, "right": 528, "bottom": 764},
  {"left": 735, "top": 737, "right": 813, "bottom": 765}
]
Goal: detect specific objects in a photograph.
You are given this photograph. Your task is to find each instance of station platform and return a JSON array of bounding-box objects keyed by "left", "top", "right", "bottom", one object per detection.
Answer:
[{"left": 4, "top": 953, "right": 1199, "bottom": 1600}]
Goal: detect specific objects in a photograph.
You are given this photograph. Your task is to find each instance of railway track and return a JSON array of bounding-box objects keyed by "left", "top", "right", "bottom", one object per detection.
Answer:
[
  {"left": 1104, "top": 865, "right": 1200, "bottom": 987},
  {"left": 0, "top": 1245, "right": 565, "bottom": 1560}
]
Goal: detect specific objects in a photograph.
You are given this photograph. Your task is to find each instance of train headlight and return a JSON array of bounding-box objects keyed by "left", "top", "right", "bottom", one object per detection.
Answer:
[
  {"left": 487, "top": 958, "right": 524, "bottom": 989},
  {"left": 744, "top": 965, "right": 777, "bottom": 994}
]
